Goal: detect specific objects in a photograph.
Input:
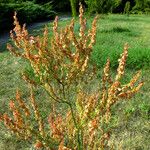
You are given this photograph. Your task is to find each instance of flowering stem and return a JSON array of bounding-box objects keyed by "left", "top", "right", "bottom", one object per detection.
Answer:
[{"left": 45, "top": 88, "right": 83, "bottom": 149}]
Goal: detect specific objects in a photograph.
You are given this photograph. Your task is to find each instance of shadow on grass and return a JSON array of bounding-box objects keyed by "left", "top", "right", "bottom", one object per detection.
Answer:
[
  {"left": 101, "top": 27, "right": 131, "bottom": 33},
  {"left": 109, "top": 16, "right": 142, "bottom": 22},
  {"left": 100, "top": 26, "right": 140, "bottom": 37}
]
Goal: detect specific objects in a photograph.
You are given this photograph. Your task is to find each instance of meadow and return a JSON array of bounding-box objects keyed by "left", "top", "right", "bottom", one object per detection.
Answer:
[{"left": 0, "top": 14, "right": 150, "bottom": 149}]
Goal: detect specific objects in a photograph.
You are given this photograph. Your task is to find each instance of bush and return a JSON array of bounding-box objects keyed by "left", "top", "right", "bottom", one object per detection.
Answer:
[
  {"left": 0, "top": 4, "right": 143, "bottom": 149},
  {"left": 85, "top": 0, "right": 121, "bottom": 14},
  {"left": 0, "top": 1, "right": 55, "bottom": 30},
  {"left": 132, "top": 0, "right": 150, "bottom": 14}
]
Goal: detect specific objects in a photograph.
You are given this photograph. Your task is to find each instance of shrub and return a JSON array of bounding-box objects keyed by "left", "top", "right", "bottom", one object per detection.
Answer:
[
  {"left": 132, "top": 0, "right": 150, "bottom": 14},
  {"left": 85, "top": 0, "right": 121, "bottom": 14},
  {"left": 0, "top": 4, "right": 143, "bottom": 149},
  {"left": 0, "top": 1, "right": 55, "bottom": 30},
  {"left": 52, "top": 0, "right": 71, "bottom": 12}
]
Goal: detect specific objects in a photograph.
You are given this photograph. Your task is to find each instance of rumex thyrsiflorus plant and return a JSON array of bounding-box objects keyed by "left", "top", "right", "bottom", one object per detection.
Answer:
[{"left": 0, "top": 3, "right": 143, "bottom": 150}]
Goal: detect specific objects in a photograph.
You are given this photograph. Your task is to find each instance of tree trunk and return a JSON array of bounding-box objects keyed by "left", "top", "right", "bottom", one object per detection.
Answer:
[{"left": 70, "top": 0, "right": 77, "bottom": 17}]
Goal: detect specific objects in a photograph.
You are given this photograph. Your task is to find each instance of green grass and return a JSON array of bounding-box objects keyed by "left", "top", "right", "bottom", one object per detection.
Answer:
[
  {"left": 110, "top": 69, "right": 150, "bottom": 149},
  {"left": 0, "top": 14, "right": 150, "bottom": 149},
  {"left": 92, "top": 14, "right": 150, "bottom": 69}
]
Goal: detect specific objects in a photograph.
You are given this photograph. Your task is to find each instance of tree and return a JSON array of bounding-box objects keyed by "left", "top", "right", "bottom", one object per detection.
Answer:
[
  {"left": 70, "top": 0, "right": 77, "bottom": 17},
  {"left": 132, "top": 0, "right": 150, "bottom": 13}
]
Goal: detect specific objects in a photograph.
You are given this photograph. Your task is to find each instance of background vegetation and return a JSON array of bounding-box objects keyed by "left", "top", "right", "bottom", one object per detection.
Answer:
[
  {"left": 0, "top": 0, "right": 150, "bottom": 30},
  {"left": 0, "top": 0, "right": 55, "bottom": 30}
]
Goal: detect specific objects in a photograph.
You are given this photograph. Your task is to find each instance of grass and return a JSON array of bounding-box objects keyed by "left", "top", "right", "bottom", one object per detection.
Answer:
[
  {"left": 92, "top": 14, "right": 150, "bottom": 69},
  {"left": 0, "top": 14, "right": 150, "bottom": 149}
]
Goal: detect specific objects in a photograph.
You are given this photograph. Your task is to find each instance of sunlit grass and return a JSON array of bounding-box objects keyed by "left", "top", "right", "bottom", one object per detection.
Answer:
[{"left": 92, "top": 14, "right": 150, "bottom": 69}]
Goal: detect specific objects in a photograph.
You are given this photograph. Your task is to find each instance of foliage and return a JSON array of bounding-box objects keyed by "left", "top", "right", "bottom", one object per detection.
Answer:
[
  {"left": 124, "top": 1, "right": 131, "bottom": 16},
  {"left": 85, "top": 0, "right": 121, "bottom": 14},
  {"left": 51, "top": 0, "right": 71, "bottom": 12},
  {"left": 69, "top": 0, "right": 77, "bottom": 17},
  {"left": 0, "top": 4, "right": 143, "bottom": 150},
  {"left": 132, "top": 0, "right": 150, "bottom": 14},
  {"left": 84, "top": 0, "right": 150, "bottom": 14},
  {"left": 0, "top": 1, "right": 55, "bottom": 30},
  {"left": 84, "top": 0, "right": 96, "bottom": 15}
]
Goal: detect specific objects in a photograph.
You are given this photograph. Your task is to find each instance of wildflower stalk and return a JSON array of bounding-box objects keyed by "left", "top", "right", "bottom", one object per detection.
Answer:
[{"left": 46, "top": 85, "right": 83, "bottom": 149}]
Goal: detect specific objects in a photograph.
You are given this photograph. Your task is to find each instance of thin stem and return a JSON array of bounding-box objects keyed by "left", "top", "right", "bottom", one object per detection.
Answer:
[
  {"left": 77, "top": 129, "right": 83, "bottom": 150},
  {"left": 45, "top": 84, "right": 83, "bottom": 149}
]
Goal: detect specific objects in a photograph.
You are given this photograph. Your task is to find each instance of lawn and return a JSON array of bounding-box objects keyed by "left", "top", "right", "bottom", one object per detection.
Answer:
[{"left": 0, "top": 14, "right": 150, "bottom": 149}]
